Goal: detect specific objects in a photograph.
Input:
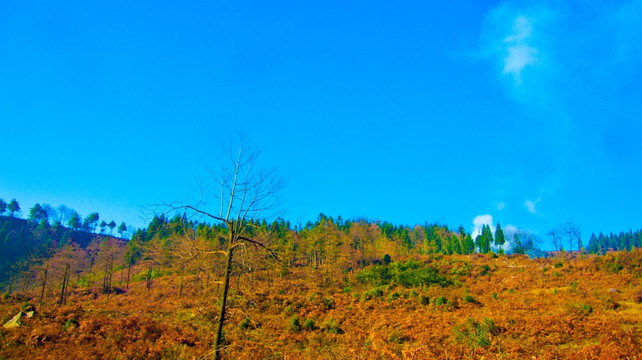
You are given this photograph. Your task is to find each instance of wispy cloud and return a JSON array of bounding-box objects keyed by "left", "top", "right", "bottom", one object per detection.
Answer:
[
  {"left": 478, "top": 3, "right": 554, "bottom": 89},
  {"left": 524, "top": 198, "right": 541, "bottom": 214},
  {"left": 502, "top": 16, "right": 538, "bottom": 85},
  {"left": 472, "top": 214, "right": 495, "bottom": 239},
  {"left": 497, "top": 201, "right": 506, "bottom": 210}
]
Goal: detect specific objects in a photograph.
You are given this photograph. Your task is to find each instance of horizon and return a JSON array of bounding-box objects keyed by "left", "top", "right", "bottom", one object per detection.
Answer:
[{"left": 2, "top": 1, "right": 641, "bottom": 248}]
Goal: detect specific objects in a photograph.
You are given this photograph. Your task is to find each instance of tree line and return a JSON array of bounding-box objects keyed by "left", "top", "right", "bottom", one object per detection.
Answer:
[
  {"left": 0, "top": 197, "right": 130, "bottom": 284},
  {"left": 587, "top": 230, "right": 642, "bottom": 254},
  {"left": 0, "top": 198, "right": 128, "bottom": 237}
]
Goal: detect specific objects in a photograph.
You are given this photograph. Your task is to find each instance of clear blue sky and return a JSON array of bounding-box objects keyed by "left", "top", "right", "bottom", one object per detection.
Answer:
[{"left": 1, "top": 0, "right": 641, "bottom": 247}]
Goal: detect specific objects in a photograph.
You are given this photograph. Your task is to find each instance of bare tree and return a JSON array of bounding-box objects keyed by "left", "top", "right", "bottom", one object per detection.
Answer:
[
  {"left": 549, "top": 220, "right": 581, "bottom": 253},
  {"left": 563, "top": 220, "right": 581, "bottom": 253},
  {"left": 96, "top": 237, "right": 125, "bottom": 299},
  {"left": 173, "top": 137, "right": 284, "bottom": 360}
]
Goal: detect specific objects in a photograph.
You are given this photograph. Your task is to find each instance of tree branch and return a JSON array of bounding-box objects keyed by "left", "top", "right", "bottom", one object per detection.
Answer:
[{"left": 238, "top": 236, "right": 281, "bottom": 262}]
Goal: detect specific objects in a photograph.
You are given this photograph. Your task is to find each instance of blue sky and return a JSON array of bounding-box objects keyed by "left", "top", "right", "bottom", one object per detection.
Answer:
[{"left": 1, "top": 0, "right": 640, "bottom": 247}]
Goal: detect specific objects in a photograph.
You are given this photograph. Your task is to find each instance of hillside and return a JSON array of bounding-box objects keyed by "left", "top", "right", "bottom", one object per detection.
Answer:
[
  {"left": 0, "top": 216, "right": 124, "bottom": 284},
  {"left": 1, "top": 250, "right": 641, "bottom": 359},
  {"left": 1, "top": 214, "right": 641, "bottom": 359}
]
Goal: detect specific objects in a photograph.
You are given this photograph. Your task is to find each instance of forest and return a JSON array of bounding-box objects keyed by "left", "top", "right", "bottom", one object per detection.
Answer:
[
  {"left": 0, "top": 198, "right": 128, "bottom": 285},
  {"left": 1, "top": 141, "right": 641, "bottom": 360},
  {"left": 1, "top": 193, "right": 642, "bottom": 359}
]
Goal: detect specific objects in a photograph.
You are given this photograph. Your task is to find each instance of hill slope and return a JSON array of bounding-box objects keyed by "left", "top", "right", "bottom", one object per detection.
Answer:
[
  {"left": 0, "top": 216, "right": 122, "bottom": 284},
  {"left": 1, "top": 251, "right": 641, "bottom": 359}
]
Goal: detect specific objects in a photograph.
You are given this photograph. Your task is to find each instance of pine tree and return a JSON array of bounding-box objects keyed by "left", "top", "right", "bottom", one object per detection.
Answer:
[
  {"left": 0, "top": 199, "right": 7, "bottom": 216},
  {"left": 480, "top": 224, "right": 493, "bottom": 253},
  {"left": 451, "top": 235, "right": 462, "bottom": 254},
  {"left": 68, "top": 212, "right": 82, "bottom": 231},
  {"left": 118, "top": 222, "right": 127, "bottom": 238},
  {"left": 495, "top": 222, "right": 505, "bottom": 251},
  {"left": 475, "top": 235, "right": 482, "bottom": 253},
  {"left": 587, "top": 233, "right": 599, "bottom": 254},
  {"left": 7, "top": 199, "right": 20, "bottom": 217}
]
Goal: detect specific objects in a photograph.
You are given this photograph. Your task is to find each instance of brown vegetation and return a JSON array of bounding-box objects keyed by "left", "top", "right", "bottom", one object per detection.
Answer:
[{"left": 2, "top": 249, "right": 642, "bottom": 359}]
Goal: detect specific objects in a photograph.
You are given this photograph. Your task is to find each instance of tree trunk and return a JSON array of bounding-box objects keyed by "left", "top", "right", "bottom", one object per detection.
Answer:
[
  {"left": 146, "top": 266, "right": 153, "bottom": 291},
  {"left": 126, "top": 263, "right": 131, "bottom": 290},
  {"left": 64, "top": 269, "right": 71, "bottom": 305},
  {"left": 88, "top": 260, "right": 94, "bottom": 289},
  {"left": 59, "top": 264, "right": 69, "bottom": 306},
  {"left": 39, "top": 269, "right": 48, "bottom": 306},
  {"left": 213, "top": 245, "right": 234, "bottom": 360},
  {"left": 179, "top": 271, "right": 184, "bottom": 299},
  {"left": 21, "top": 274, "right": 29, "bottom": 294},
  {"left": 107, "top": 269, "right": 113, "bottom": 300},
  {"left": 194, "top": 271, "right": 201, "bottom": 296}
]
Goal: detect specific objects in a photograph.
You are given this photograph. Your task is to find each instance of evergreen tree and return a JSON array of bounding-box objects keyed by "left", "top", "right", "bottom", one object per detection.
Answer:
[
  {"left": 457, "top": 226, "right": 468, "bottom": 254},
  {"left": 464, "top": 233, "right": 475, "bottom": 255},
  {"left": 451, "top": 234, "right": 462, "bottom": 254},
  {"left": 83, "top": 212, "right": 100, "bottom": 233},
  {"left": 68, "top": 212, "right": 82, "bottom": 231},
  {"left": 99, "top": 220, "right": 107, "bottom": 234},
  {"left": 512, "top": 232, "right": 525, "bottom": 254},
  {"left": 0, "top": 199, "right": 6, "bottom": 215},
  {"left": 587, "top": 233, "right": 599, "bottom": 254},
  {"left": 108, "top": 220, "right": 116, "bottom": 235},
  {"left": 481, "top": 224, "right": 493, "bottom": 253},
  {"left": 495, "top": 222, "right": 505, "bottom": 251},
  {"left": 597, "top": 233, "right": 605, "bottom": 252},
  {"left": 7, "top": 199, "right": 20, "bottom": 217},
  {"left": 117, "top": 222, "right": 127, "bottom": 238},
  {"left": 475, "top": 234, "right": 482, "bottom": 253},
  {"left": 635, "top": 231, "right": 642, "bottom": 249},
  {"left": 29, "top": 203, "right": 48, "bottom": 223}
]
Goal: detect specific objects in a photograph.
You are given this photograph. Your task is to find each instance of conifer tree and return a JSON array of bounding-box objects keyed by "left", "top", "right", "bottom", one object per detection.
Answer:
[
  {"left": 0, "top": 199, "right": 7, "bottom": 216},
  {"left": 7, "top": 199, "right": 20, "bottom": 217},
  {"left": 475, "top": 234, "right": 482, "bottom": 253},
  {"left": 99, "top": 220, "right": 107, "bottom": 234},
  {"left": 481, "top": 224, "right": 493, "bottom": 253},
  {"left": 495, "top": 222, "right": 505, "bottom": 251},
  {"left": 117, "top": 222, "right": 127, "bottom": 238},
  {"left": 29, "top": 203, "right": 47, "bottom": 223},
  {"left": 83, "top": 213, "right": 100, "bottom": 233},
  {"left": 451, "top": 234, "right": 462, "bottom": 254},
  {"left": 108, "top": 220, "right": 116, "bottom": 235},
  {"left": 68, "top": 212, "right": 82, "bottom": 231}
]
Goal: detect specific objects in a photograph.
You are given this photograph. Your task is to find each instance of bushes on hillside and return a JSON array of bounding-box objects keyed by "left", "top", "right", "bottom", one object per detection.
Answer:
[{"left": 355, "top": 259, "right": 451, "bottom": 288}]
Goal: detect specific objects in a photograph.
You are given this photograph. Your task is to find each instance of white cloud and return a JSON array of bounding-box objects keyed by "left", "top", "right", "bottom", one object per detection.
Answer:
[
  {"left": 498, "top": 224, "right": 519, "bottom": 252},
  {"left": 503, "top": 16, "right": 538, "bottom": 85},
  {"left": 478, "top": 4, "right": 554, "bottom": 89},
  {"left": 524, "top": 198, "right": 541, "bottom": 214},
  {"left": 524, "top": 200, "right": 536, "bottom": 213},
  {"left": 472, "top": 214, "right": 495, "bottom": 239},
  {"left": 496, "top": 201, "right": 506, "bottom": 210}
]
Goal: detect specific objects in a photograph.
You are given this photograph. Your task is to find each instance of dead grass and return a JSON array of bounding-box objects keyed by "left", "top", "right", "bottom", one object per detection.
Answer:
[{"left": 1, "top": 252, "right": 642, "bottom": 359}]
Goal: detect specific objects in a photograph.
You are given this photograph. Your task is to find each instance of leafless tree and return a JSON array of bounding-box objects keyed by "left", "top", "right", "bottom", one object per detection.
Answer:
[
  {"left": 563, "top": 219, "right": 582, "bottom": 253},
  {"left": 171, "top": 136, "right": 284, "bottom": 360},
  {"left": 549, "top": 220, "right": 582, "bottom": 253}
]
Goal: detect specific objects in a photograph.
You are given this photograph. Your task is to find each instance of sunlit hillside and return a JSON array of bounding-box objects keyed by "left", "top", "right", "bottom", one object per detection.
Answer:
[{"left": 2, "top": 247, "right": 641, "bottom": 359}]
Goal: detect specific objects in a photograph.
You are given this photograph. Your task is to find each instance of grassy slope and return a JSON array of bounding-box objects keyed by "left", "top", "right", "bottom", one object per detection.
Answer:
[{"left": 1, "top": 252, "right": 641, "bottom": 359}]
